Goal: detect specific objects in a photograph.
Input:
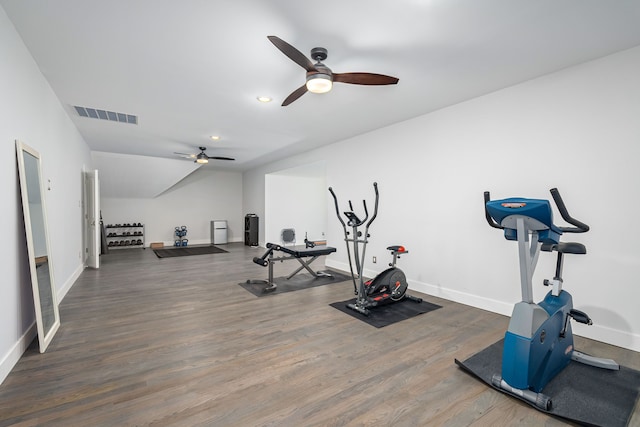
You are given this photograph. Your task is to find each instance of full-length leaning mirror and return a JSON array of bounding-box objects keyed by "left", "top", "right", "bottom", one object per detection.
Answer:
[{"left": 16, "top": 140, "right": 60, "bottom": 353}]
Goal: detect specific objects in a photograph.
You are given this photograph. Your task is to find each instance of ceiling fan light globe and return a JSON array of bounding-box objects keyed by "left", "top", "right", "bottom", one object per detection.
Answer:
[
  {"left": 306, "top": 73, "right": 332, "bottom": 94},
  {"left": 195, "top": 154, "right": 208, "bottom": 164}
]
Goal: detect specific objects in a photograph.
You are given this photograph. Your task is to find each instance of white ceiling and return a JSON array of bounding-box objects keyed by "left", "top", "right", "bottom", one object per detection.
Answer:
[{"left": 4, "top": 0, "right": 640, "bottom": 179}]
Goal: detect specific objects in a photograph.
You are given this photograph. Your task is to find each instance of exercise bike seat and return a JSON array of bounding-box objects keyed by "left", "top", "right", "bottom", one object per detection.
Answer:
[
  {"left": 541, "top": 241, "right": 586, "bottom": 255},
  {"left": 386, "top": 245, "right": 407, "bottom": 253}
]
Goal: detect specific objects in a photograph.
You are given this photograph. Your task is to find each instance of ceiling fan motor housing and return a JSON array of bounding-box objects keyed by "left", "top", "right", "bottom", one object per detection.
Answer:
[{"left": 311, "top": 47, "right": 328, "bottom": 62}]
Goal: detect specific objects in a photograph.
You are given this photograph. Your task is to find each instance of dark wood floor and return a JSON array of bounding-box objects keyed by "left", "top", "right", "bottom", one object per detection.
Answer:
[{"left": 1, "top": 243, "right": 638, "bottom": 426}]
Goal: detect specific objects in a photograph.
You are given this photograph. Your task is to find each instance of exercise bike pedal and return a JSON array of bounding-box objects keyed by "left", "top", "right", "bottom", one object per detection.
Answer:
[{"left": 569, "top": 308, "right": 592, "bottom": 325}]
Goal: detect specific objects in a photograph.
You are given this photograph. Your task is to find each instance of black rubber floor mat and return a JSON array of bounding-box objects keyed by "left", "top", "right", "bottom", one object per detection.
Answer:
[
  {"left": 239, "top": 271, "right": 351, "bottom": 297},
  {"left": 455, "top": 339, "right": 640, "bottom": 427},
  {"left": 153, "top": 246, "right": 228, "bottom": 258},
  {"left": 330, "top": 297, "right": 441, "bottom": 328}
]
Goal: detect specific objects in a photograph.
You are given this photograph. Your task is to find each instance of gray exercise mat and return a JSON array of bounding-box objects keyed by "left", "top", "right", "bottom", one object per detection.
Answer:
[
  {"left": 455, "top": 339, "right": 640, "bottom": 427},
  {"left": 240, "top": 270, "right": 351, "bottom": 296}
]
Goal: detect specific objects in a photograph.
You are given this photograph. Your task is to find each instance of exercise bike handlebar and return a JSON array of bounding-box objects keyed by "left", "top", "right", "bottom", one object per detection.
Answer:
[
  {"left": 484, "top": 191, "right": 504, "bottom": 229},
  {"left": 549, "top": 188, "right": 590, "bottom": 233},
  {"left": 484, "top": 189, "right": 589, "bottom": 234}
]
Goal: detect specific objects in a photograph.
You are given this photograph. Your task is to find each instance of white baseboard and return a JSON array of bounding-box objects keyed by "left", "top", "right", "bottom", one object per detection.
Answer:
[
  {"left": 58, "top": 262, "right": 84, "bottom": 302},
  {"left": 0, "top": 323, "right": 36, "bottom": 385},
  {"left": 151, "top": 237, "right": 243, "bottom": 247},
  {"left": 325, "top": 260, "right": 640, "bottom": 352},
  {"left": 573, "top": 322, "right": 640, "bottom": 352},
  {"left": 1, "top": 262, "right": 83, "bottom": 386}
]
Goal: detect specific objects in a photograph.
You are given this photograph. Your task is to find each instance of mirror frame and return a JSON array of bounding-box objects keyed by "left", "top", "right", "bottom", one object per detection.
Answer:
[{"left": 16, "top": 140, "right": 60, "bottom": 352}]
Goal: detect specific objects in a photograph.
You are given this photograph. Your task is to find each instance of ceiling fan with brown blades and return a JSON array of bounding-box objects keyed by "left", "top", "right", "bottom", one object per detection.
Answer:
[
  {"left": 267, "top": 35, "right": 399, "bottom": 106},
  {"left": 174, "top": 147, "right": 235, "bottom": 164}
]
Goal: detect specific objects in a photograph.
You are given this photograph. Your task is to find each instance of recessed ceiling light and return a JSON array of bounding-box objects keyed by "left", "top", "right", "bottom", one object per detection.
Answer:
[
  {"left": 257, "top": 96, "right": 272, "bottom": 103},
  {"left": 210, "top": 135, "right": 220, "bottom": 141}
]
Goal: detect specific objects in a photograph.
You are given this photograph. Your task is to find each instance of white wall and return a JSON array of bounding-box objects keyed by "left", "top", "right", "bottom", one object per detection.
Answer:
[
  {"left": 265, "top": 163, "right": 327, "bottom": 245},
  {"left": 1, "top": 8, "right": 92, "bottom": 383},
  {"left": 101, "top": 168, "right": 243, "bottom": 246},
  {"left": 243, "top": 45, "right": 640, "bottom": 351}
]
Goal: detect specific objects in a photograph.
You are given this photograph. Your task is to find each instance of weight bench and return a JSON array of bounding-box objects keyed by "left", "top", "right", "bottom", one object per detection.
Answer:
[{"left": 248, "top": 243, "right": 337, "bottom": 292}]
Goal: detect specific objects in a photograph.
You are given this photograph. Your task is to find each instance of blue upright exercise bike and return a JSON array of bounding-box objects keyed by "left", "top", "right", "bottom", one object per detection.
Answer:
[{"left": 484, "top": 188, "right": 619, "bottom": 410}]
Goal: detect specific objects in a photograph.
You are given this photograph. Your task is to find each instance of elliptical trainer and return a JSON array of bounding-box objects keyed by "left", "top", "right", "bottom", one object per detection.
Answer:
[{"left": 329, "top": 182, "right": 422, "bottom": 316}]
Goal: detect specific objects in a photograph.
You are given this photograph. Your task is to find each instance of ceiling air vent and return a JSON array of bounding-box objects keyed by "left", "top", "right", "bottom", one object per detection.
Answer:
[{"left": 73, "top": 106, "right": 138, "bottom": 125}]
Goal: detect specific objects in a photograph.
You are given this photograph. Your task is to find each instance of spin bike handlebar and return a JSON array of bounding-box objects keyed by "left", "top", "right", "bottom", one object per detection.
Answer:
[{"left": 484, "top": 188, "right": 589, "bottom": 233}]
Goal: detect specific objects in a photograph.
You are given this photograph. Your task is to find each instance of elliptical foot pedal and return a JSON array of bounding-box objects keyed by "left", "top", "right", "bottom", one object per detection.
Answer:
[
  {"left": 405, "top": 294, "right": 423, "bottom": 303},
  {"left": 347, "top": 303, "right": 370, "bottom": 316}
]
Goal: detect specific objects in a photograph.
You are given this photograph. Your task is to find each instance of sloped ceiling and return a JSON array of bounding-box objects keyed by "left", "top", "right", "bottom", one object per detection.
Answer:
[{"left": 92, "top": 152, "right": 200, "bottom": 198}]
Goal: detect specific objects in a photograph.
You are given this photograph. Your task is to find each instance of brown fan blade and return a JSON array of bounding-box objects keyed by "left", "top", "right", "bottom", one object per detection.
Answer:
[
  {"left": 207, "top": 156, "right": 235, "bottom": 161},
  {"left": 282, "top": 84, "right": 308, "bottom": 106},
  {"left": 333, "top": 72, "right": 399, "bottom": 85},
  {"left": 267, "top": 36, "right": 316, "bottom": 72}
]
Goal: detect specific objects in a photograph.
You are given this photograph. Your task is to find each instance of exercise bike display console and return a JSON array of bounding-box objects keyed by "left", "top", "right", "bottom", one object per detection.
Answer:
[{"left": 484, "top": 188, "right": 619, "bottom": 410}]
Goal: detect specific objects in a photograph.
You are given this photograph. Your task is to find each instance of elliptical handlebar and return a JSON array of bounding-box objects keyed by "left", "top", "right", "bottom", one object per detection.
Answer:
[
  {"left": 328, "top": 187, "right": 346, "bottom": 228},
  {"left": 329, "top": 183, "right": 379, "bottom": 228},
  {"left": 366, "top": 182, "right": 379, "bottom": 228},
  {"left": 353, "top": 199, "right": 369, "bottom": 226},
  {"left": 549, "top": 188, "right": 589, "bottom": 233}
]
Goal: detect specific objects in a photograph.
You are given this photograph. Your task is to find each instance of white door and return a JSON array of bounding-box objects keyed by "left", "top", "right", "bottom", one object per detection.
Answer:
[{"left": 85, "top": 169, "right": 100, "bottom": 269}]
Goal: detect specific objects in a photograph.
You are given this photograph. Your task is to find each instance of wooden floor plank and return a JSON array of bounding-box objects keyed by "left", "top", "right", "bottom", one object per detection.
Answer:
[{"left": 0, "top": 243, "right": 637, "bottom": 426}]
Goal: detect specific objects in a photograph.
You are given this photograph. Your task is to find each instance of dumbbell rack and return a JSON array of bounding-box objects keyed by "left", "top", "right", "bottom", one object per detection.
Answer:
[
  {"left": 105, "top": 223, "right": 145, "bottom": 249},
  {"left": 174, "top": 226, "right": 188, "bottom": 246}
]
